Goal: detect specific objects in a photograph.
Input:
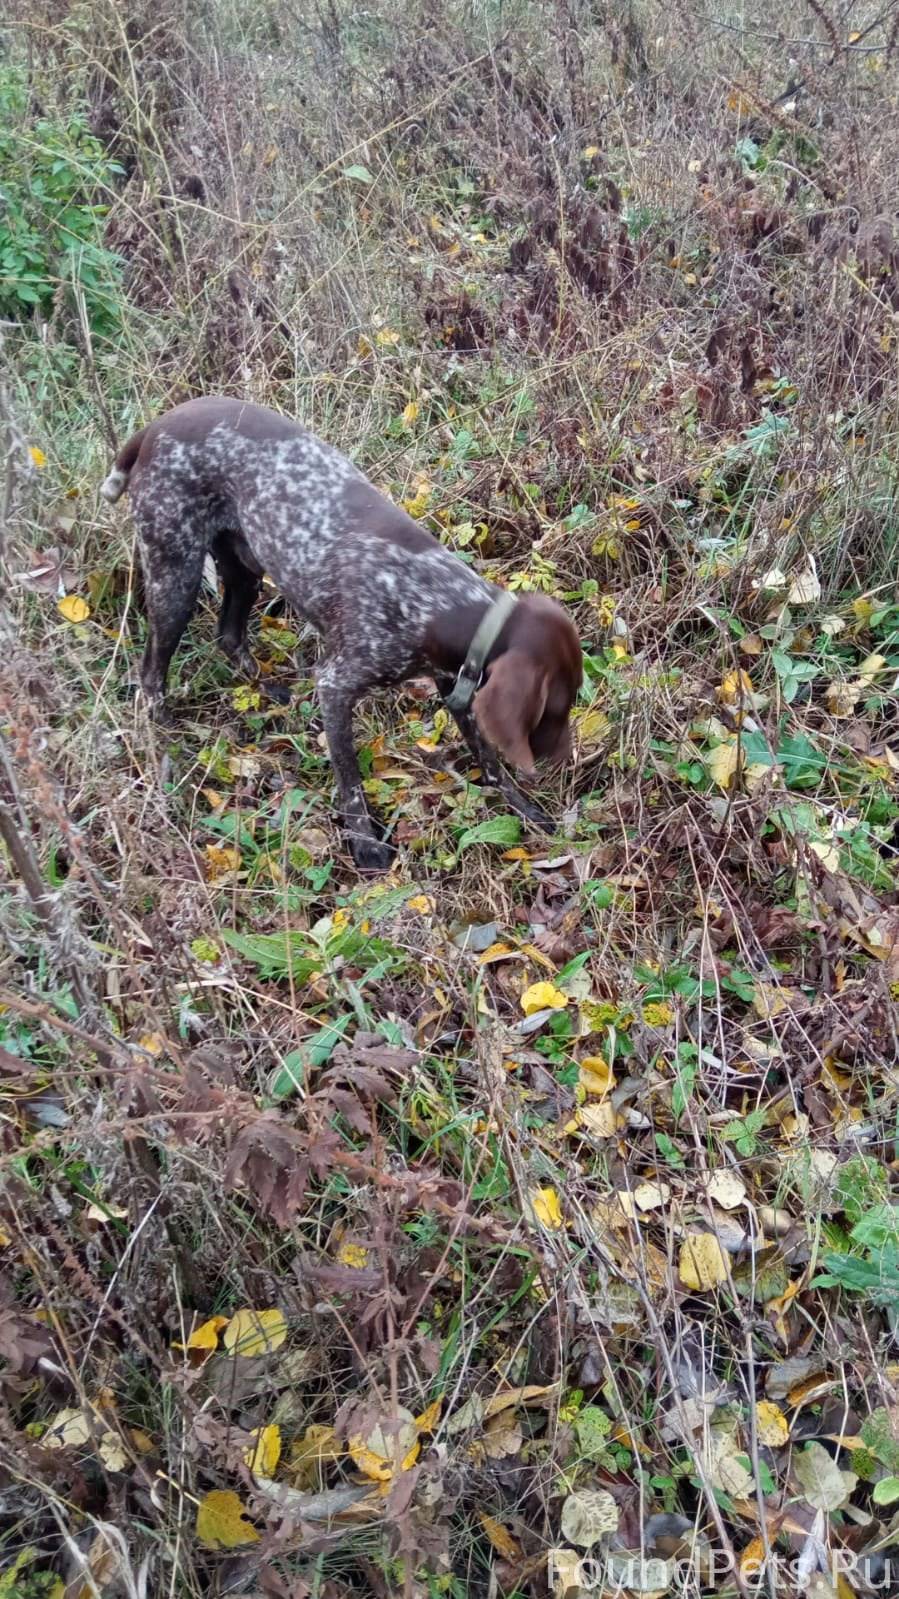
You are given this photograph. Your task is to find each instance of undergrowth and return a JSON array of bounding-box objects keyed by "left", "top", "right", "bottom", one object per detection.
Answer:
[{"left": 1, "top": 1, "right": 899, "bottom": 1596}]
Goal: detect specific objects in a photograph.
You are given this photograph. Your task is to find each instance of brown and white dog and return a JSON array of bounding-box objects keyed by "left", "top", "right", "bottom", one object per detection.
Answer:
[{"left": 101, "top": 396, "right": 582, "bottom": 870}]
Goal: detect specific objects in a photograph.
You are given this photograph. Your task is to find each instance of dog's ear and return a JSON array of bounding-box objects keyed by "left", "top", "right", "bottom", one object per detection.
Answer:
[{"left": 473, "top": 651, "right": 548, "bottom": 774}]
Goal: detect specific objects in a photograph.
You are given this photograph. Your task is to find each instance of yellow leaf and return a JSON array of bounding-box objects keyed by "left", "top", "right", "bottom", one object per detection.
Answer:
[
  {"left": 678, "top": 1232, "right": 729, "bottom": 1290},
  {"left": 244, "top": 1422, "right": 282, "bottom": 1478},
  {"left": 29, "top": 446, "right": 47, "bottom": 469},
  {"left": 579, "top": 1057, "right": 614, "bottom": 1097},
  {"left": 42, "top": 1407, "right": 92, "bottom": 1449},
  {"left": 375, "top": 328, "right": 400, "bottom": 346},
  {"left": 415, "top": 1397, "right": 443, "bottom": 1434},
  {"left": 222, "top": 1307, "right": 288, "bottom": 1357},
  {"left": 520, "top": 981, "right": 568, "bottom": 1015},
  {"left": 479, "top": 1512, "right": 521, "bottom": 1560},
  {"left": 707, "top": 737, "right": 742, "bottom": 789},
  {"left": 348, "top": 1406, "right": 420, "bottom": 1482},
  {"left": 576, "top": 1101, "right": 616, "bottom": 1137},
  {"left": 402, "top": 400, "right": 419, "bottom": 426},
  {"left": 852, "top": 596, "right": 874, "bottom": 625},
  {"left": 582, "top": 145, "right": 600, "bottom": 159},
  {"left": 196, "top": 1489, "right": 261, "bottom": 1549},
  {"left": 477, "top": 941, "right": 518, "bottom": 964},
  {"left": 204, "top": 843, "right": 242, "bottom": 881},
  {"left": 755, "top": 1400, "right": 789, "bottom": 1447},
  {"left": 740, "top": 1537, "right": 766, "bottom": 1579},
  {"left": 718, "top": 669, "right": 754, "bottom": 705},
  {"left": 58, "top": 594, "right": 90, "bottom": 624},
  {"left": 531, "top": 1187, "right": 564, "bottom": 1229},
  {"left": 337, "top": 1241, "right": 369, "bottom": 1268},
  {"left": 858, "top": 651, "right": 887, "bottom": 680},
  {"left": 407, "top": 894, "right": 433, "bottom": 914}
]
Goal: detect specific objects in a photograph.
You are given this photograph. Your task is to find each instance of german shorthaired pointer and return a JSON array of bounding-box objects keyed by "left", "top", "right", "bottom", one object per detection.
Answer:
[{"left": 101, "top": 396, "right": 582, "bottom": 871}]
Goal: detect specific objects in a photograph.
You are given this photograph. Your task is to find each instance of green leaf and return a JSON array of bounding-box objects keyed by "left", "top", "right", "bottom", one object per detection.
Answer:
[
  {"left": 343, "top": 163, "right": 375, "bottom": 183},
  {"left": 456, "top": 815, "right": 522, "bottom": 853},
  {"left": 872, "top": 1477, "right": 899, "bottom": 1506},
  {"left": 270, "top": 1015, "right": 353, "bottom": 1100}
]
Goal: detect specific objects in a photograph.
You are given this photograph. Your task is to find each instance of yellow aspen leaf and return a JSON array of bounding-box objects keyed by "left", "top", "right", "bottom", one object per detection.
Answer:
[
  {"left": 579, "top": 1057, "right": 615, "bottom": 1097},
  {"left": 577, "top": 1101, "right": 616, "bottom": 1137},
  {"left": 243, "top": 1422, "right": 281, "bottom": 1478},
  {"left": 531, "top": 1187, "right": 564, "bottom": 1229},
  {"left": 348, "top": 1407, "right": 420, "bottom": 1482},
  {"left": 755, "top": 1400, "right": 790, "bottom": 1447},
  {"left": 375, "top": 327, "right": 400, "bottom": 346},
  {"left": 582, "top": 145, "right": 600, "bottom": 159},
  {"left": 402, "top": 400, "right": 419, "bottom": 426},
  {"left": 337, "top": 1241, "right": 369, "bottom": 1268},
  {"left": 477, "top": 941, "right": 518, "bottom": 964},
  {"left": 29, "top": 446, "right": 47, "bottom": 468},
  {"left": 520, "top": 981, "right": 568, "bottom": 1015},
  {"left": 195, "top": 1489, "right": 260, "bottom": 1549},
  {"left": 679, "top": 1232, "right": 729, "bottom": 1290},
  {"left": 58, "top": 594, "right": 90, "bottom": 624},
  {"left": 415, "top": 1396, "right": 443, "bottom": 1434},
  {"left": 706, "top": 737, "right": 742, "bottom": 789},
  {"left": 204, "top": 843, "right": 242, "bottom": 881},
  {"left": 479, "top": 1512, "right": 521, "bottom": 1560},
  {"left": 222, "top": 1307, "right": 287, "bottom": 1357}
]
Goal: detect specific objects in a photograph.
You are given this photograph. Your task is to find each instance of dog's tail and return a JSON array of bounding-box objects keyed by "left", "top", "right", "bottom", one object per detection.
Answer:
[{"left": 99, "top": 424, "right": 150, "bottom": 503}]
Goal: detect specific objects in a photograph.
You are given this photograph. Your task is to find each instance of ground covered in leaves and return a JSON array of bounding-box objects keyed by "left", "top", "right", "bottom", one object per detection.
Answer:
[{"left": 2, "top": 0, "right": 899, "bottom": 1595}]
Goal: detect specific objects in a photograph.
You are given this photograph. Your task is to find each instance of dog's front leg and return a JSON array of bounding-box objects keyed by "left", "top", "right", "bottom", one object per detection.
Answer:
[
  {"left": 442, "top": 692, "right": 554, "bottom": 831},
  {"left": 317, "top": 661, "right": 393, "bottom": 873}
]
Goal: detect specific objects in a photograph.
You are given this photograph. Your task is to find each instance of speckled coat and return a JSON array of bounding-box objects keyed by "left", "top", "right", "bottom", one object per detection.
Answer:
[{"left": 102, "top": 396, "right": 581, "bottom": 870}]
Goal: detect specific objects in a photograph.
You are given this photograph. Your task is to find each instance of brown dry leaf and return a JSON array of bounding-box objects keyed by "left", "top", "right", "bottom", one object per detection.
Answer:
[
  {"left": 478, "top": 1512, "right": 521, "bottom": 1560},
  {"left": 223, "top": 1307, "right": 287, "bottom": 1357},
  {"left": 195, "top": 1489, "right": 261, "bottom": 1549},
  {"left": 679, "top": 1233, "right": 729, "bottom": 1291},
  {"left": 244, "top": 1422, "right": 282, "bottom": 1478},
  {"left": 826, "top": 679, "right": 861, "bottom": 717},
  {"left": 482, "top": 1409, "right": 523, "bottom": 1459}
]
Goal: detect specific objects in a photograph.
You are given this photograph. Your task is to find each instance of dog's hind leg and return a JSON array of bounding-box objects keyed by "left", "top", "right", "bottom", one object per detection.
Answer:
[{"left": 135, "top": 505, "right": 207, "bottom": 713}]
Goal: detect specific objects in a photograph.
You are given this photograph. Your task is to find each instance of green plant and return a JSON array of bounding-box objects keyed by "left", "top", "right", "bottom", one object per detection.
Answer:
[
  {"left": 0, "top": 64, "right": 123, "bottom": 334},
  {"left": 814, "top": 1203, "right": 899, "bottom": 1307}
]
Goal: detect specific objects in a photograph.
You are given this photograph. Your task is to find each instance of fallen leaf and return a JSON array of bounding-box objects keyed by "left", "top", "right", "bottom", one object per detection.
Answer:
[
  {"left": 175, "top": 1314, "right": 228, "bottom": 1355},
  {"left": 707, "top": 1170, "right": 747, "bottom": 1210},
  {"left": 679, "top": 1233, "right": 729, "bottom": 1291},
  {"left": 858, "top": 651, "right": 887, "bottom": 680},
  {"left": 29, "top": 446, "right": 47, "bottom": 469},
  {"left": 402, "top": 400, "right": 419, "bottom": 427},
  {"left": 244, "top": 1422, "right": 282, "bottom": 1478},
  {"left": 550, "top": 1548, "right": 584, "bottom": 1597},
  {"left": 481, "top": 1409, "right": 523, "bottom": 1458},
  {"left": 348, "top": 1406, "right": 420, "bottom": 1482},
  {"left": 632, "top": 1181, "right": 671, "bottom": 1213},
  {"left": 204, "top": 843, "right": 242, "bottom": 881},
  {"left": 415, "top": 1397, "right": 443, "bottom": 1434},
  {"left": 223, "top": 1307, "right": 288, "bottom": 1357},
  {"left": 196, "top": 1489, "right": 261, "bottom": 1549},
  {"left": 407, "top": 894, "right": 432, "bottom": 914},
  {"left": 521, "top": 982, "right": 568, "bottom": 1015},
  {"left": 479, "top": 1512, "right": 521, "bottom": 1560},
  {"left": 788, "top": 564, "right": 821, "bottom": 604},
  {"left": 718, "top": 669, "right": 754, "bottom": 705},
  {"left": 579, "top": 1057, "right": 615, "bottom": 1096},
  {"left": 58, "top": 594, "right": 90, "bottom": 624},
  {"left": 532, "top": 1187, "right": 564, "bottom": 1229},
  {"left": 42, "top": 1407, "right": 92, "bottom": 1450},
  {"left": 560, "top": 1487, "right": 619, "bottom": 1548},
  {"left": 793, "top": 1441, "right": 856, "bottom": 1511},
  {"left": 577, "top": 1101, "right": 617, "bottom": 1137},
  {"left": 707, "top": 737, "right": 742, "bottom": 789},
  {"left": 755, "top": 1400, "right": 790, "bottom": 1447}
]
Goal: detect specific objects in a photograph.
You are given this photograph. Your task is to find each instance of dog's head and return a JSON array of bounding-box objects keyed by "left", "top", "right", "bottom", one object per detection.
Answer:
[{"left": 473, "top": 593, "right": 582, "bottom": 775}]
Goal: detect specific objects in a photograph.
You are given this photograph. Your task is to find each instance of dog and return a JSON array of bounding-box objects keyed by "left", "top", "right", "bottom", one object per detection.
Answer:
[{"left": 101, "top": 396, "right": 582, "bottom": 871}]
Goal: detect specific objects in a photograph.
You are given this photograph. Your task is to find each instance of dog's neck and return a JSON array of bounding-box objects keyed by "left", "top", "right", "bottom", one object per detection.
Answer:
[{"left": 424, "top": 597, "right": 515, "bottom": 679}]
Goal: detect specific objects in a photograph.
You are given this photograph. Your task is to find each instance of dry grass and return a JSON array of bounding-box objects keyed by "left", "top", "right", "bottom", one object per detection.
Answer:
[{"left": 2, "top": 1, "right": 899, "bottom": 1595}]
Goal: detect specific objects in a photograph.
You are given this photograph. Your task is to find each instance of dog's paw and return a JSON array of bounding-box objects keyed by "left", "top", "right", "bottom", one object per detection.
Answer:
[
  {"left": 262, "top": 680, "right": 292, "bottom": 706},
  {"left": 350, "top": 834, "right": 395, "bottom": 874}
]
